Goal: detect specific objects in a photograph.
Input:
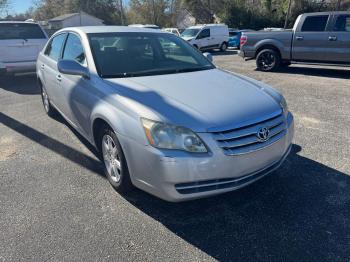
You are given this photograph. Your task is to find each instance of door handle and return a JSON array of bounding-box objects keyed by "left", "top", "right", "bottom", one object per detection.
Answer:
[
  {"left": 296, "top": 36, "right": 304, "bottom": 41},
  {"left": 56, "top": 74, "right": 62, "bottom": 82},
  {"left": 40, "top": 64, "right": 45, "bottom": 70},
  {"left": 328, "top": 36, "right": 337, "bottom": 41}
]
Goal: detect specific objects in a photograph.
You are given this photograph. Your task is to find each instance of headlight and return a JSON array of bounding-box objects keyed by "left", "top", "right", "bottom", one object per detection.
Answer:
[
  {"left": 141, "top": 118, "right": 207, "bottom": 153},
  {"left": 280, "top": 96, "right": 289, "bottom": 116}
]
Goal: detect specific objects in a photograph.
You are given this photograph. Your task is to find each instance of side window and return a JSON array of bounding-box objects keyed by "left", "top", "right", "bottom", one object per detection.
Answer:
[
  {"left": 63, "top": 34, "right": 86, "bottom": 64},
  {"left": 334, "top": 15, "right": 350, "bottom": 32},
  {"left": 44, "top": 34, "right": 67, "bottom": 61},
  {"left": 301, "top": 15, "right": 329, "bottom": 32},
  {"left": 198, "top": 29, "right": 210, "bottom": 39}
]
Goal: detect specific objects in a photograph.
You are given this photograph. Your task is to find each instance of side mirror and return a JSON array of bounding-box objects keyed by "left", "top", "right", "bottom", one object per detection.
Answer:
[
  {"left": 203, "top": 52, "right": 213, "bottom": 62},
  {"left": 58, "top": 60, "right": 90, "bottom": 79}
]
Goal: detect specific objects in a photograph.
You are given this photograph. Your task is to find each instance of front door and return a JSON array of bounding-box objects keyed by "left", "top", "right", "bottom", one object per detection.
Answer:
[
  {"left": 196, "top": 29, "right": 211, "bottom": 50},
  {"left": 41, "top": 33, "right": 67, "bottom": 106},
  {"left": 59, "top": 33, "right": 91, "bottom": 137}
]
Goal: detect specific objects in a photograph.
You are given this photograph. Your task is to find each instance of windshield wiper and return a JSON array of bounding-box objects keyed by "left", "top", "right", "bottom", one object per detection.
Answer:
[
  {"left": 102, "top": 66, "right": 213, "bottom": 78},
  {"left": 176, "top": 66, "right": 213, "bottom": 73},
  {"left": 102, "top": 68, "right": 178, "bottom": 78}
]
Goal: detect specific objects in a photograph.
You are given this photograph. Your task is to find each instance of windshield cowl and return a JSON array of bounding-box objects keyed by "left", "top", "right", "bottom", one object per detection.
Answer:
[{"left": 101, "top": 65, "right": 215, "bottom": 79}]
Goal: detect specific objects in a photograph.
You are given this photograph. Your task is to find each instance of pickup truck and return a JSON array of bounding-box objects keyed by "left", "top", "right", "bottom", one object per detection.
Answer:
[{"left": 239, "top": 11, "right": 350, "bottom": 71}]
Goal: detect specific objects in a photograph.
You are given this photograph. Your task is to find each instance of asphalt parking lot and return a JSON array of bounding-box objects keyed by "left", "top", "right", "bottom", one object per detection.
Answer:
[{"left": 1, "top": 51, "right": 350, "bottom": 261}]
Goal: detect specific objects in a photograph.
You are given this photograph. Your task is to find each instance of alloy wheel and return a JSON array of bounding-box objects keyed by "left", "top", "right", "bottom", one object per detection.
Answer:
[
  {"left": 257, "top": 52, "right": 276, "bottom": 71},
  {"left": 102, "top": 134, "right": 122, "bottom": 183},
  {"left": 41, "top": 88, "right": 50, "bottom": 113}
]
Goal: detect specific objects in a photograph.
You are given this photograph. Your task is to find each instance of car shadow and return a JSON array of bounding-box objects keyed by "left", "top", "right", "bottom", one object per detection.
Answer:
[
  {"left": 0, "top": 73, "right": 40, "bottom": 95},
  {"left": 123, "top": 144, "right": 350, "bottom": 261},
  {"left": 0, "top": 112, "right": 103, "bottom": 176},
  {"left": 273, "top": 65, "right": 350, "bottom": 80},
  {"left": 2, "top": 108, "right": 349, "bottom": 260}
]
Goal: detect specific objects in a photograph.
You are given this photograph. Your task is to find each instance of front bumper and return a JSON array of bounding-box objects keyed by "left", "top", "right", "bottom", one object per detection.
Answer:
[{"left": 121, "top": 113, "right": 294, "bottom": 202}]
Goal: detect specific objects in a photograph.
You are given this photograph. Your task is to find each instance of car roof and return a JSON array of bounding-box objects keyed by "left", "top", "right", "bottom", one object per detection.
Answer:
[
  {"left": 302, "top": 11, "right": 350, "bottom": 16},
  {"left": 187, "top": 24, "right": 227, "bottom": 29},
  {"left": 57, "top": 26, "right": 164, "bottom": 35},
  {"left": 0, "top": 21, "right": 39, "bottom": 24}
]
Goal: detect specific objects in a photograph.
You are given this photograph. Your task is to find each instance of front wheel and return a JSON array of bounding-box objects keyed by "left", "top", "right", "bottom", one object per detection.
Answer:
[
  {"left": 256, "top": 49, "right": 281, "bottom": 72},
  {"left": 99, "top": 127, "right": 133, "bottom": 193}
]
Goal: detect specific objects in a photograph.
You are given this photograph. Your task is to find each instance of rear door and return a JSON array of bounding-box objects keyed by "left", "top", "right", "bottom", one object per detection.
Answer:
[
  {"left": 327, "top": 14, "right": 350, "bottom": 63},
  {"left": 40, "top": 33, "right": 67, "bottom": 106},
  {"left": 0, "top": 23, "right": 47, "bottom": 63},
  {"left": 292, "top": 15, "right": 331, "bottom": 62}
]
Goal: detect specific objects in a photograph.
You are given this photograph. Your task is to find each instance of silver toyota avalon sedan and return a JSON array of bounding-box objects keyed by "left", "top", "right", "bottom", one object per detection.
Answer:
[{"left": 36, "top": 26, "right": 294, "bottom": 202}]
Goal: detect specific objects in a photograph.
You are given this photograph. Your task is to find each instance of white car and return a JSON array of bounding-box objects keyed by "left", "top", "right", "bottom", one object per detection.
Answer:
[
  {"left": 0, "top": 21, "right": 48, "bottom": 75},
  {"left": 181, "top": 24, "right": 229, "bottom": 51},
  {"left": 163, "top": 28, "right": 181, "bottom": 36},
  {"left": 128, "top": 24, "right": 160, "bottom": 30}
]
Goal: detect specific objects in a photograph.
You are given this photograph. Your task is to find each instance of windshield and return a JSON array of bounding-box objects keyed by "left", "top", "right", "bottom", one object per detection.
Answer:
[
  {"left": 180, "top": 29, "right": 200, "bottom": 38},
  {"left": 88, "top": 32, "right": 214, "bottom": 78}
]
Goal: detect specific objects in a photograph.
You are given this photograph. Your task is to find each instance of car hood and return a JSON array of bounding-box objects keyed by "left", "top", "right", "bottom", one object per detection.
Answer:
[
  {"left": 181, "top": 36, "right": 195, "bottom": 41},
  {"left": 105, "top": 69, "right": 282, "bottom": 132}
]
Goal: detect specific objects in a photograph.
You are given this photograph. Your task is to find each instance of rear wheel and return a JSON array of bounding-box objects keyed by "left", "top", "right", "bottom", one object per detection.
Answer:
[
  {"left": 220, "top": 42, "right": 228, "bottom": 52},
  {"left": 256, "top": 49, "right": 281, "bottom": 72},
  {"left": 99, "top": 127, "right": 133, "bottom": 193},
  {"left": 40, "top": 85, "right": 56, "bottom": 117}
]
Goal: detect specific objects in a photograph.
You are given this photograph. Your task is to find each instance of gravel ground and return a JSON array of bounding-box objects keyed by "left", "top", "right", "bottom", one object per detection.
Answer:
[{"left": 0, "top": 51, "right": 350, "bottom": 261}]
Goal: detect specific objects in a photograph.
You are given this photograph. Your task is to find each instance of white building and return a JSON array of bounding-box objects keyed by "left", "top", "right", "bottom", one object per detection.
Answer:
[
  {"left": 49, "top": 11, "right": 104, "bottom": 29},
  {"left": 176, "top": 9, "right": 196, "bottom": 30}
]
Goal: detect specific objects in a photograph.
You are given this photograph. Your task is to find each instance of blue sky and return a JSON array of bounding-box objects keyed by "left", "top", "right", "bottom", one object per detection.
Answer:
[
  {"left": 9, "top": 0, "right": 34, "bottom": 14},
  {"left": 9, "top": 0, "right": 129, "bottom": 15}
]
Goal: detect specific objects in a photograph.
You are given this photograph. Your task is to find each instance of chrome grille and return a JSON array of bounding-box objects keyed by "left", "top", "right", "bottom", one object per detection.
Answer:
[{"left": 212, "top": 113, "right": 286, "bottom": 156}]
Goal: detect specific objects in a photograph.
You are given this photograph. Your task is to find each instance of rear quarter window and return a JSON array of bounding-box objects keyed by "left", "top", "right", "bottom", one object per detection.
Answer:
[
  {"left": 0, "top": 23, "right": 46, "bottom": 40},
  {"left": 334, "top": 15, "right": 350, "bottom": 32}
]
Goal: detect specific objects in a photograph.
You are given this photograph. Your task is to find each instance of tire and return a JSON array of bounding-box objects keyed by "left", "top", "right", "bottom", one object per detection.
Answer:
[
  {"left": 256, "top": 49, "right": 281, "bottom": 72},
  {"left": 98, "top": 127, "right": 133, "bottom": 193},
  {"left": 220, "top": 42, "right": 228, "bottom": 52},
  {"left": 40, "top": 84, "right": 56, "bottom": 117}
]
